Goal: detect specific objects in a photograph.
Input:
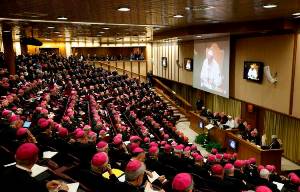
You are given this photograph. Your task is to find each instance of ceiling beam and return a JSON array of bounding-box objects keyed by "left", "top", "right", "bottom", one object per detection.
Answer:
[{"left": 153, "top": 19, "right": 298, "bottom": 40}]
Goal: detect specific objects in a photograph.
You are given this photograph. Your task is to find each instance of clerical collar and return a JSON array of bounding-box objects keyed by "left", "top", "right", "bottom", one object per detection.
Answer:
[{"left": 16, "top": 164, "right": 32, "bottom": 173}]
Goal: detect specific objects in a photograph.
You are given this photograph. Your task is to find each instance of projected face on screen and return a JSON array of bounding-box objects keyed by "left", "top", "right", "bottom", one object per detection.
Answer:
[
  {"left": 186, "top": 59, "right": 191, "bottom": 70},
  {"left": 193, "top": 38, "right": 230, "bottom": 98},
  {"left": 247, "top": 64, "right": 259, "bottom": 80},
  {"left": 200, "top": 49, "right": 223, "bottom": 90}
]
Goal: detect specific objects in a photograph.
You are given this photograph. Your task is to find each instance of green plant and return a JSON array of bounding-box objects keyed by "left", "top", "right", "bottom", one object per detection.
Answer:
[{"left": 195, "top": 133, "right": 208, "bottom": 145}]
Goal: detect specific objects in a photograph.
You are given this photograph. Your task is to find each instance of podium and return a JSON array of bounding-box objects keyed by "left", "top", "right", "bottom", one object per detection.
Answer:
[
  {"left": 188, "top": 111, "right": 283, "bottom": 171},
  {"left": 226, "top": 132, "right": 283, "bottom": 172}
]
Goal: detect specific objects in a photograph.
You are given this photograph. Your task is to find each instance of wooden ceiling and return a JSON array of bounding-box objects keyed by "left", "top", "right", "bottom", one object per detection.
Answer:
[{"left": 1, "top": 0, "right": 300, "bottom": 41}]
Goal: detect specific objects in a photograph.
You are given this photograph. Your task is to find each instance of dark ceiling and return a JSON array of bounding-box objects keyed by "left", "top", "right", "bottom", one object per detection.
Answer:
[{"left": 0, "top": 0, "right": 300, "bottom": 41}]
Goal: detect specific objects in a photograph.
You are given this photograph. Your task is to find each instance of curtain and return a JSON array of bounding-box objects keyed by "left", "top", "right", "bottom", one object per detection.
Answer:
[
  {"left": 205, "top": 93, "right": 241, "bottom": 118},
  {"left": 264, "top": 110, "right": 300, "bottom": 162}
]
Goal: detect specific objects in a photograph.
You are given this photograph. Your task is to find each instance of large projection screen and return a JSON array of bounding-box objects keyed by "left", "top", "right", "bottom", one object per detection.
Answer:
[{"left": 193, "top": 37, "right": 230, "bottom": 98}]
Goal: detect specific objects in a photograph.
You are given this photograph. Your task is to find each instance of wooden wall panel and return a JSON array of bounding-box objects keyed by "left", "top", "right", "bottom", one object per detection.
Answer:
[
  {"left": 292, "top": 34, "right": 300, "bottom": 118},
  {"left": 233, "top": 34, "right": 294, "bottom": 114},
  {"left": 178, "top": 41, "right": 194, "bottom": 85},
  {"left": 124, "top": 61, "right": 131, "bottom": 71},
  {"left": 140, "top": 61, "right": 147, "bottom": 76},
  {"left": 132, "top": 62, "right": 139, "bottom": 74}
]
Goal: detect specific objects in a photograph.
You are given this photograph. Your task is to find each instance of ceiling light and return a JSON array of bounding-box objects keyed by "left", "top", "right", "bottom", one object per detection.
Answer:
[
  {"left": 47, "top": 26, "right": 55, "bottom": 29},
  {"left": 99, "top": 31, "right": 105, "bottom": 34},
  {"left": 292, "top": 12, "right": 300, "bottom": 16},
  {"left": 173, "top": 14, "right": 184, "bottom": 18},
  {"left": 97, "top": 34, "right": 102, "bottom": 36},
  {"left": 45, "top": 38, "right": 52, "bottom": 41},
  {"left": 118, "top": 7, "right": 130, "bottom": 12},
  {"left": 102, "top": 27, "right": 110, "bottom": 30},
  {"left": 58, "top": 34, "right": 63, "bottom": 37},
  {"left": 53, "top": 31, "right": 60, "bottom": 34},
  {"left": 185, "top": 7, "right": 191, "bottom": 11},
  {"left": 196, "top": 35, "right": 202, "bottom": 38},
  {"left": 263, "top": 4, "right": 277, "bottom": 9},
  {"left": 57, "top": 16, "right": 68, "bottom": 20},
  {"left": 204, "top": 6, "right": 215, "bottom": 10},
  {"left": 3, "top": 30, "right": 11, "bottom": 33},
  {"left": 294, "top": 15, "right": 300, "bottom": 18}
]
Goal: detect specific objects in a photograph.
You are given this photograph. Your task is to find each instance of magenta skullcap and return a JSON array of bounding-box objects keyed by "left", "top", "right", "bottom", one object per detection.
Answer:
[
  {"left": 249, "top": 157, "right": 256, "bottom": 164},
  {"left": 194, "top": 154, "right": 203, "bottom": 161},
  {"left": 184, "top": 146, "right": 191, "bottom": 152},
  {"left": 149, "top": 146, "right": 159, "bottom": 155},
  {"left": 129, "top": 135, "right": 142, "bottom": 142},
  {"left": 234, "top": 160, "right": 245, "bottom": 168},
  {"left": 211, "top": 164, "right": 224, "bottom": 175},
  {"left": 58, "top": 127, "right": 68, "bottom": 137},
  {"left": 96, "top": 141, "right": 108, "bottom": 150},
  {"left": 9, "top": 114, "right": 19, "bottom": 123},
  {"left": 164, "top": 144, "right": 172, "bottom": 153},
  {"left": 75, "top": 130, "right": 85, "bottom": 138},
  {"left": 256, "top": 186, "right": 272, "bottom": 192},
  {"left": 39, "top": 120, "right": 50, "bottom": 129},
  {"left": 172, "top": 173, "right": 193, "bottom": 191},
  {"left": 113, "top": 136, "right": 122, "bottom": 145},
  {"left": 16, "top": 128, "right": 27, "bottom": 137},
  {"left": 143, "top": 137, "right": 150, "bottom": 143},
  {"left": 211, "top": 148, "right": 218, "bottom": 154},
  {"left": 16, "top": 143, "right": 39, "bottom": 161},
  {"left": 258, "top": 165, "right": 265, "bottom": 172},
  {"left": 216, "top": 153, "right": 223, "bottom": 159},
  {"left": 132, "top": 147, "right": 144, "bottom": 154},
  {"left": 125, "top": 159, "right": 146, "bottom": 181},
  {"left": 149, "top": 141, "right": 158, "bottom": 148},
  {"left": 265, "top": 165, "right": 276, "bottom": 173},
  {"left": 2, "top": 109, "right": 11, "bottom": 117},
  {"left": 224, "top": 163, "right": 234, "bottom": 170},
  {"left": 207, "top": 154, "right": 216, "bottom": 163},
  {"left": 91, "top": 152, "right": 108, "bottom": 167}
]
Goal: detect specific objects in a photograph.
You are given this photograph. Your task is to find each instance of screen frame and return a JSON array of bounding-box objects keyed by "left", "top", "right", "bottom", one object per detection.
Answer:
[
  {"left": 184, "top": 58, "right": 193, "bottom": 71},
  {"left": 23, "top": 121, "right": 32, "bottom": 128},
  {"left": 243, "top": 61, "right": 264, "bottom": 83},
  {"left": 228, "top": 139, "right": 238, "bottom": 151},
  {"left": 162, "top": 57, "right": 168, "bottom": 68}
]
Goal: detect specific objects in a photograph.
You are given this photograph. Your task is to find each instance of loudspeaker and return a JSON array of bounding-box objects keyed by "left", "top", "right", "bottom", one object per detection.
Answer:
[
  {"left": 264, "top": 66, "right": 277, "bottom": 84},
  {"left": 20, "top": 37, "right": 43, "bottom": 46}
]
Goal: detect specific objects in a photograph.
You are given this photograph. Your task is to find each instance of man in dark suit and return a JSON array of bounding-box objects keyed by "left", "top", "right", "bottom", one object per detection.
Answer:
[{"left": 269, "top": 135, "right": 281, "bottom": 149}]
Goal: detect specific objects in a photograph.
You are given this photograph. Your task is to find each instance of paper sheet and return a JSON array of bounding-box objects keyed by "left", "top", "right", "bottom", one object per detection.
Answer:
[
  {"left": 31, "top": 164, "right": 48, "bottom": 177},
  {"left": 4, "top": 162, "right": 16, "bottom": 167},
  {"left": 118, "top": 175, "right": 126, "bottom": 182},
  {"left": 205, "top": 124, "right": 214, "bottom": 130},
  {"left": 144, "top": 182, "right": 161, "bottom": 192},
  {"left": 43, "top": 151, "right": 58, "bottom": 159},
  {"left": 102, "top": 169, "right": 124, "bottom": 179},
  {"left": 66, "top": 182, "right": 80, "bottom": 192},
  {"left": 273, "top": 181, "right": 284, "bottom": 191},
  {"left": 147, "top": 171, "right": 160, "bottom": 183}
]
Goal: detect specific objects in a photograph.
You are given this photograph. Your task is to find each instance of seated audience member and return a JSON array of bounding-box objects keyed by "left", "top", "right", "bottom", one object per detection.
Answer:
[
  {"left": 256, "top": 185, "right": 272, "bottom": 192},
  {"left": 0, "top": 143, "right": 67, "bottom": 192},
  {"left": 219, "top": 112, "right": 228, "bottom": 124},
  {"left": 224, "top": 115, "right": 235, "bottom": 129},
  {"left": 116, "top": 159, "right": 147, "bottom": 192},
  {"left": 172, "top": 173, "right": 194, "bottom": 192},
  {"left": 269, "top": 135, "right": 281, "bottom": 149},
  {"left": 79, "top": 152, "right": 118, "bottom": 192},
  {"left": 257, "top": 168, "right": 280, "bottom": 192},
  {"left": 249, "top": 128, "right": 261, "bottom": 145},
  {"left": 223, "top": 163, "right": 248, "bottom": 191}
]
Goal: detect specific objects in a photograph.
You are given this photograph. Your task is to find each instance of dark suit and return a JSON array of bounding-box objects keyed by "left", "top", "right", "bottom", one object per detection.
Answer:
[{"left": 0, "top": 165, "right": 48, "bottom": 192}]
